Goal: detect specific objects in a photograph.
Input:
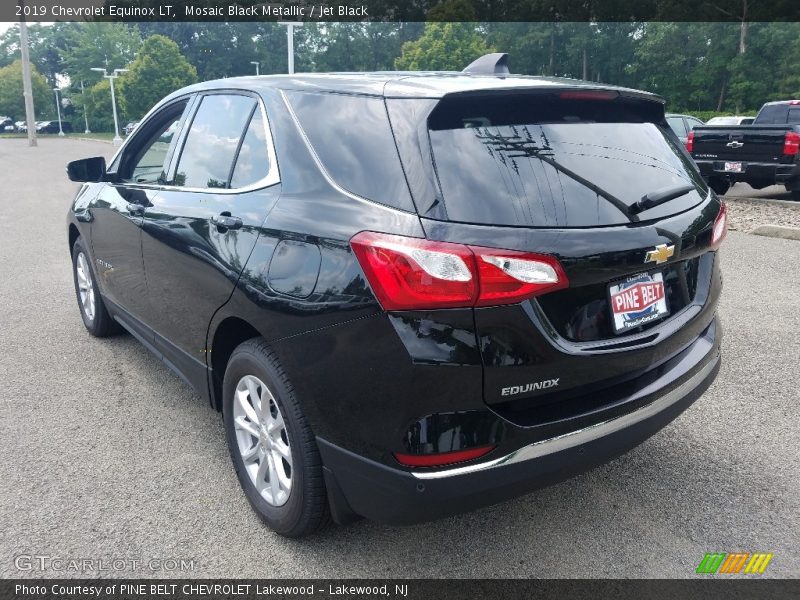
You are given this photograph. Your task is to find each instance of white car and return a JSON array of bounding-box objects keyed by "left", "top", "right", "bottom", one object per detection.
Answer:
[{"left": 706, "top": 116, "right": 755, "bottom": 126}]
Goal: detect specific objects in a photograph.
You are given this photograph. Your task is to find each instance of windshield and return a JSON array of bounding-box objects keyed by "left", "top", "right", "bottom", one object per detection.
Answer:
[{"left": 428, "top": 94, "right": 706, "bottom": 227}]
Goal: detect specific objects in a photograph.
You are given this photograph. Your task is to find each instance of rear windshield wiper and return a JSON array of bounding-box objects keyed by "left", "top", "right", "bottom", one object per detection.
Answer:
[
  {"left": 629, "top": 183, "right": 696, "bottom": 215},
  {"left": 480, "top": 133, "right": 637, "bottom": 222}
]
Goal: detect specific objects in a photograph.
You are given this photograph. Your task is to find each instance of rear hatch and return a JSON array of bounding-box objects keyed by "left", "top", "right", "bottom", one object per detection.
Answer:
[{"left": 390, "top": 89, "right": 721, "bottom": 421}]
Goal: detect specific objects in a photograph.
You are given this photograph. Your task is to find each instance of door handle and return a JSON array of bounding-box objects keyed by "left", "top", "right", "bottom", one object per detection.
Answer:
[
  {"left": 126, "top": 203, "right": 145, "bottom": 216},
  {"left": 211, "top": 213, "right": 243, "bottom": 230}
]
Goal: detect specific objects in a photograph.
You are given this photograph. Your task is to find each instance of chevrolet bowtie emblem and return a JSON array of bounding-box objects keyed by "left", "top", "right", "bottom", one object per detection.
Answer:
[{"left": 645, "top": 244, "right": 675, "bottom": 265}]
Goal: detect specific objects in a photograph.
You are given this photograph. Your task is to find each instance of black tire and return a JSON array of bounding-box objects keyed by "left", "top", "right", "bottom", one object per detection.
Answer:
[
  {"left": 223, "top": 338, "right": 329, "bottom": 537},
  {"left": 707, "top": 177, "right": 731, "bottom": 196},
  {"left": 788, "top": 189, "right": 800, "bottom": 201},
  {"left": 71, "top": 237, "right": 119, "bottom": 337}
]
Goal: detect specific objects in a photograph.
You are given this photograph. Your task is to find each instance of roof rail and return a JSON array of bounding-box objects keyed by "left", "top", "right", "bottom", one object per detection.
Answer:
[{"left": 462, "top": 53, "right": 510, "bottom": 76}]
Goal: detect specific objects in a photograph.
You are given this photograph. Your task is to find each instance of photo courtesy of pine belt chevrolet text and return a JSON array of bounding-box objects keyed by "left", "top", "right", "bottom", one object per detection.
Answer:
[{"left": 65, "top": 53, "right": 727, "bottom": 537}]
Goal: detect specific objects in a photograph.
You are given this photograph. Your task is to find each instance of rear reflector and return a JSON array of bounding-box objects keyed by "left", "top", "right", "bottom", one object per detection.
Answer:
[
  {"left": 711, "top": 202, "right": 728, "bottom": 247},
  {"left": 350, "top": 231, "right": 568, "bottom": 311},
  {"left": 784, "top": 131, "right": 800, "bottom": 156},
  {"left": 394, "top": 445, "right": 495, "bottom": 468},
  {"left": 686, "top": 130, "right": 694, "bottom": 153}
]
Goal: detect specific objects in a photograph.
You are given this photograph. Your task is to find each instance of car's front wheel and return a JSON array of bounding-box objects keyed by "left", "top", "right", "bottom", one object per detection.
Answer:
[
  {"left": 222, "top": 339, "right": 329, "bottom": 537},
  {"left": 71, "top": 237, "right": 118, "bottom": 337}
]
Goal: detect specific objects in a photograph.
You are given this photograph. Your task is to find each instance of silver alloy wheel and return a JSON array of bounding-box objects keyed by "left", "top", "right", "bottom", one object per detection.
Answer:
[
  {"left": 233, "top": 375, "right": 292, "bottom": 506},
  {"left": 76, "top": 252, "right": 95, "bottom": 322}
]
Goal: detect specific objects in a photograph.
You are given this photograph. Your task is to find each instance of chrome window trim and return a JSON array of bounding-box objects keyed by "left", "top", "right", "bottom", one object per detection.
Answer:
[
  {"left": 411, "top": 352, "right": 720, "bottom": 480},
  {"left": 111, "top": 90, "right": 280, "bottom": 195}
]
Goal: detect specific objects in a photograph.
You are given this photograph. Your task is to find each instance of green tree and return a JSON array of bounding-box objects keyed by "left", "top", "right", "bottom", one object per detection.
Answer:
[
  {"left": 117, "top": 35, "right": 197, "bottom": 119},
  {"left": 61, "top": 23, "right": 141, "bottom": 85},
  {"left": 395, "top": 22, "right": 494, "bottom": 71},
  {"left": 0, "top": 59, "right": 52, "bottom": 120}
]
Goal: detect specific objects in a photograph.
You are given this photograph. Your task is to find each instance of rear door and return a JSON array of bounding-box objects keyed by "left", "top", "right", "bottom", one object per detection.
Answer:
[{"left": 140, "top": 91, "right": 280, "bottom": 385}]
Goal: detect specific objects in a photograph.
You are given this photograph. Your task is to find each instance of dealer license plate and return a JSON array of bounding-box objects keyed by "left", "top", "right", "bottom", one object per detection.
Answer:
[
  {"left": 608, "top": 272, "right": 670, "bottom": 334},
  {"left": 724, "top": 162, "right": 743, "bottom": 173}
]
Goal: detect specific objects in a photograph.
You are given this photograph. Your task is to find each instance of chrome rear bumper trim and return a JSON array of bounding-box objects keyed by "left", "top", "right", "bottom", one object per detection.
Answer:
[{"left": 411, "top": 353, "right": 719, "bottom": 480}]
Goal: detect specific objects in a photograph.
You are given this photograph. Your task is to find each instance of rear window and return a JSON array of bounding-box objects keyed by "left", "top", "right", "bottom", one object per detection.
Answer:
[
  {"left": 427, "top": 93, "right": 706, "bottom": 227},
  {"left": 756, "top": 104, "right": 789, "bottom": 124},
  {"left": 286, "top": 91, "right": 414, "bottom": 211}
]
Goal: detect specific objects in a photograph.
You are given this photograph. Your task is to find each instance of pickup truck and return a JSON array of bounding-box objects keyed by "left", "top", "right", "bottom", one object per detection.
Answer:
[{"left": 689, "top": 100, "right": 800, "bottom": 198}]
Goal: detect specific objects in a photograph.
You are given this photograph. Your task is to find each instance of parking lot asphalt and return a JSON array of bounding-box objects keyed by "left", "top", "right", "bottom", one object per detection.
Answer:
[{"left": 0, "top": 138, "right": 798, "bottom": 579}]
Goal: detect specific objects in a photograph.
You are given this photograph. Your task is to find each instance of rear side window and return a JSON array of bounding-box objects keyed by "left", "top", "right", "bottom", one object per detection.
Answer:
[
  {"left": 686, "top": 117, "right": 704, "bottom": 129},
  {"left": 427, "top": 93, "right": 706, "bottom": 227},
  {"left": 175, "top": 94, "right": 256, "bottom": 189},
  {"left": 667, "top": 117, "right": 687, "bottom": 137},
  {"left": 230, "top": 110, "right": 271, "bottom": 188},
  {"left": 286, "top": 91, "right": 413, "bottom": 211}
]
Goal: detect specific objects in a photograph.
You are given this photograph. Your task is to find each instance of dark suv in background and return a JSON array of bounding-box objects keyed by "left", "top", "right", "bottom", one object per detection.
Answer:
[{"left": 66, "top": 54, "right": 725, "bottom": 537}]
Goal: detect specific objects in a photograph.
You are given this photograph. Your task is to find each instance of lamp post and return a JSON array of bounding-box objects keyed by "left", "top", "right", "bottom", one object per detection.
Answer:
[
  {"left": 18, "top": 4, "right": 37, "bottom": 147},
  {"left": 250, "top": 61, "right": 260, "bottom": 76},
  {"left": 53, "top": 87, "right": 65, "bottom": 136},
  {"left": 278, "top": 22, "right": 304, "bottom": 74},
  {"left": 91, "top": 67, "right": 128, "bottom": 145},
  {"left": 80, "top": 80, "right": 90, "bottom": 134}
]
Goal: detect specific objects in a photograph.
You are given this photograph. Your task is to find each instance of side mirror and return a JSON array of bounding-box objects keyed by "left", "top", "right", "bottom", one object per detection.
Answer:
[{"left": 66, "top": 157, "right": 107, "bottom": 182}]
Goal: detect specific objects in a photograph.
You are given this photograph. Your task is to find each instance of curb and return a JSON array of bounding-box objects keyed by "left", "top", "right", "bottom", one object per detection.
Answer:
[
  {"left": 723, "top": 196, "right": 800, "bottom": 209},
  {"left": 69, "top": 136, "right": 116, "bottom": 145},
  {"left": 751, "top": 225, "right": 800, "bottom": 241}
]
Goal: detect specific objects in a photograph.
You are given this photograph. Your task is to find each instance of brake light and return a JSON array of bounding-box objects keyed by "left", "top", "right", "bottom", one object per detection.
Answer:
[
  {"left": 559, "top": 90, "right": 618, "bottom": 101},
  {"left": 784, "top": 131, "right": 800, "bottom": 156},
  {"left": 686, "top": 130, "right": 694, "bottom": 153},
  {"left": 394, "top": 445, "right": 495, "bottom": 467},
  {"left": 711, "top": 202, "right": 728, "bottom": 247},
  {"left": 350, "top": 231, "right": 569, "bottom": 311}
]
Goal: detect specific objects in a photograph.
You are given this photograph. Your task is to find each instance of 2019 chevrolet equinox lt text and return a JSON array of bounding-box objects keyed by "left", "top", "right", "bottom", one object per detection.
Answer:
[{"left": 66, "top": 54, "right": 725, "bottom": 537}]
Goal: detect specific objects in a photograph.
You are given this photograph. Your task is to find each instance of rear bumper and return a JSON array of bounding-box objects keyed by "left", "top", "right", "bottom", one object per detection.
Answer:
[
  {"left": 319, "top": 319, "right": 721, "bottom": 525},
  {"left": 694, "top": 159, "right": 800, "bottom": 186}
]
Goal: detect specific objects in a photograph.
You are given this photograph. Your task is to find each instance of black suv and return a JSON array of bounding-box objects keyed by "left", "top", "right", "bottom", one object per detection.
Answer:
[{"left": 66, "top": 55, "right": 725, "bottom": 537}]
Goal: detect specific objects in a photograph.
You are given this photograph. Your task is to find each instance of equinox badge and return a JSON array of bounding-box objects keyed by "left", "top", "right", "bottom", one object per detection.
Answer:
[
  {"left": 501, "top": 378, "right": 560, "bottom": 396},
  {"left": 644, "top": 244, "right": 675, "bottom": 265}
]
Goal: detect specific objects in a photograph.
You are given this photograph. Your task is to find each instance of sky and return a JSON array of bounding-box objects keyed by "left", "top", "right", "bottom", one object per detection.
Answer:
[{"left": 0, "top": 21, "right": 54, "bottom": 35}]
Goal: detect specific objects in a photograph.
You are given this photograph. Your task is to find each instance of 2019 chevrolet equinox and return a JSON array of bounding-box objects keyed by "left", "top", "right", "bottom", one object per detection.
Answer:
[{"left": 66, "top": 54, "right": 725, "bottom": 537}]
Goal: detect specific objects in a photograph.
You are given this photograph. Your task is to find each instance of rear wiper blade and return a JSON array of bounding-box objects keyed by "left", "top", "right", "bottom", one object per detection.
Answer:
[{"left": 629, "top": 183, "right": 696, "bottom": 215}]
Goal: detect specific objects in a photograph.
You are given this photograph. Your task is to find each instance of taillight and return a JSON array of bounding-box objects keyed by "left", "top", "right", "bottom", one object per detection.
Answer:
[
  {"left": 350, "top": 231, "right": 568, "bottom": 311},
  {"left": 783, "top": 131, "right": 800, "bottom": 156},
  {"left": 711, "top": 202, "right": 728, "bottom": 247},
  {"left": 393, "top": 445, "right": 495, "bottom": 468},
  {"left": 686, "top": 130, "right": 694, "bottom": 153},
  {"left": 472, "top": 248, "right": 568, "bottom": 306}
]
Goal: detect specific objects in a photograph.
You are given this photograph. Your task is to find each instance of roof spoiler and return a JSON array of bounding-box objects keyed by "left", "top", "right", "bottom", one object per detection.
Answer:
[{"left": 462, "top": 53, "right": 510, "bottom": 76}]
